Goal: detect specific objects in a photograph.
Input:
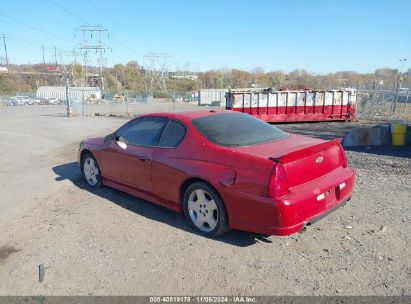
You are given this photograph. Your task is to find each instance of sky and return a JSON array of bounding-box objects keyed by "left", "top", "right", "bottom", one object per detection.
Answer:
[{"left": 0, "top": 0, "right": 410, "bottom": 74}]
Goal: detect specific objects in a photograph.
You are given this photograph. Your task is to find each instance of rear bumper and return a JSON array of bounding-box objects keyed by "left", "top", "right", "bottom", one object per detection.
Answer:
[{"left": 228, "top": 166, "right": 355, "bottom": 236}]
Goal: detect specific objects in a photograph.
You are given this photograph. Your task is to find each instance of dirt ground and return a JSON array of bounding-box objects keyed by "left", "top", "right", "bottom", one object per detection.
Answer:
[{"left": 0, "top": 105, "right": 410, "bottom": 296}]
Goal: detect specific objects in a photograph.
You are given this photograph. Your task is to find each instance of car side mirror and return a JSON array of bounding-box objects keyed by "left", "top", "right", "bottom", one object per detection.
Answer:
[
  {"left": 115, "top": 140, "right": 127, "bottom": 150},
  {"left": 104, "top": 133, "right": 116, "bottom": 144}
]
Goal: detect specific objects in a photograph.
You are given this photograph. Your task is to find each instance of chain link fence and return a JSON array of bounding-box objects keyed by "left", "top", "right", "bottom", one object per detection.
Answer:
[
  {"left": 356, "top": 89, "right": 410, "bottom": 119},
  {"left": 68, "top": 90, "right": 200, "bottom": 117},
  {"left": 4, "top": 88, "right": 410, "bottom": 121},
  {"left": 0, "top": 89, "right": 200, "bottom": 116}
]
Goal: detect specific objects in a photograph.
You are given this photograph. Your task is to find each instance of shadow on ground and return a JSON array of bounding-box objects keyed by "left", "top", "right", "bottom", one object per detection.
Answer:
[
  {"left": 345, "top": 146, "right": 411, "bottom": 158},
  {"left": 52, "top": 162, "right": 272, "bottom": 247}
]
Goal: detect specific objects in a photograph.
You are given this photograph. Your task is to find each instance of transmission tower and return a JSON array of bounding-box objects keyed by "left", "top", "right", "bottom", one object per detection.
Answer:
[
  {"left": 75, "top": 25, "right": 111, "bottom": 90},
  {"left": 59, "top": 49, "right": 80, "bottom": 87},
  {"left": 143, "top": 52, "right": 171, "bottom": 95},
  {"left": 56, "top": 49, "right": 80, "bottom": 117}
]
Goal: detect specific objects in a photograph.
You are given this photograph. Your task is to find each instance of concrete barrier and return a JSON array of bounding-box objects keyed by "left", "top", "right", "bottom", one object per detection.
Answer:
[
  {"left": 406, "top": 125, "right": 411, "bottom": 145},
  {"left": 343, "top": 125, "right": 393, "bottom": 147}
]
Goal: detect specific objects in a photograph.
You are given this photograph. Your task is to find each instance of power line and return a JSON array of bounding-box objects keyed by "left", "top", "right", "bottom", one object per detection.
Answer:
[
  {"left": 48, "top": 0, "right": 87, "bottom": 24},
  {"left": 47, "top": 0, "right": 140, "bottom": 62},
  {"left": 0, "top": 15, "right": 75, "bottom": 44},
  {"left": 7, "top": 41, "right": 41, "bottom": 51},
  {"left": 3, "top": 0, "right": 69, "bottom": 30},
  {"left": 85, "top": 0, "right": 142, "bottom": 55},
  {"left": 10, "top": 36, "right": 68, "bottom": 52}
]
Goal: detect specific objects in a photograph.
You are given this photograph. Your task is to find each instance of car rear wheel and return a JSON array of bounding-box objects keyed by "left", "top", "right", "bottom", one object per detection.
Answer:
[
  {"left": 183, "top": 182, "right": 228, "bottom": 237},
  {"left": 82, "top": 153, "right": 102, "bottom": 188}
]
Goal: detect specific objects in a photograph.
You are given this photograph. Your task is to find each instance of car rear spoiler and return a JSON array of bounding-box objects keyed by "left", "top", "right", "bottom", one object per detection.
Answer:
[{"left": 268, "top": 138, "right": 343, "bottom": 163}]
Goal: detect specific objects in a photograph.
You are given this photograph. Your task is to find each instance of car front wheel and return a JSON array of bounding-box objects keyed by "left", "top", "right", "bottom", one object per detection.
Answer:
[
  {"left": 183, "top": 182, "right": 228, "bottom": 237},
  {"left": 82, "top": 153, "right": 102, "bottom": 187}
]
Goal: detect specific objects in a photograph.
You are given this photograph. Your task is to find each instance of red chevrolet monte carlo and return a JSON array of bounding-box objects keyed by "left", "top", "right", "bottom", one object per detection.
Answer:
[{"left": 78, "top": 110, "right": 355, "bottom": 237}]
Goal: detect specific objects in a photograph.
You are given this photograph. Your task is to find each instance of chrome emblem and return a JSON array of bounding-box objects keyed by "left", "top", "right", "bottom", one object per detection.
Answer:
[{"left": 315, "top": 156, "right": 324, "bottom": 163}]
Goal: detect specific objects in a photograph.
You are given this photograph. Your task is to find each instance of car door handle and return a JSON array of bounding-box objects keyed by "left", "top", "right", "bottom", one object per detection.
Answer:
[{"left": 138, "top": 156, "right": 149, "bottom": 162}]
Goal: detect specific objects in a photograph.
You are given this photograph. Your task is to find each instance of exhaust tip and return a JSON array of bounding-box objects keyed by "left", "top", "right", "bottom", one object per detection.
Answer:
[{"left": 300, "top": 222, "right": 312, "bottom": 233}]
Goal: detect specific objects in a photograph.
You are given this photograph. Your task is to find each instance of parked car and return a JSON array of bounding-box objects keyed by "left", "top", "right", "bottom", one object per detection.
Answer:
[
  {"left": 0, "top": 97, "right": 17, "bottom": 106},
  {"left": 47, "top": 98, "right": 61, "bottom": 105},
  {"left": 37, "top": 98, "right": 49, "bottom": 105},
  {"left": 78, "top": 110, "right": 355, "bottom": 237},
  {"left": 15, "top": 96, "right": 34, "bottom": 105}
]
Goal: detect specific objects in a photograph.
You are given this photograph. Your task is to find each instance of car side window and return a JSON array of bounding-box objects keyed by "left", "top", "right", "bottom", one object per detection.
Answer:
[
  {"left": 116, "top": 116, "right": 168, "bottom": 147},
  {"left": 158, "top": 120, "right": 187, "bottom": 148}
]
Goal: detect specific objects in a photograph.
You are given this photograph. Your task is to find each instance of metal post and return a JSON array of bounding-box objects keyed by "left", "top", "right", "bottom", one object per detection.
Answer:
[
  {"left": 393, "top": 58, "right": 408, "bottom": 115},
  {"left": 393, "top": 84, "right": 399, "bottom": 116},
  {"left": 82, "top": 90, "right": 85, "bottom": 116},
  {"left": 173, "top": 91, "right": 176, "bottom": 112},
  {"left": 2, "top": 34, "right": 9, "bottom": 71},
  {"left": 42, "top": 45, "right": 46, "bottom": 72},
  {"left": 54, "top": 46, "right": 58, "bottom": 67},
  {"left": 66, "top": 79, "right": 72, "bottom": 117},
  {"left": 126, "top": 90, "right": 130, "bottom": 116}
]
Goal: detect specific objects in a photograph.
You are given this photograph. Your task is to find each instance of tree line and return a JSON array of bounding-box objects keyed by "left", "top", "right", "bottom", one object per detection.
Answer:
[{"left": 0, "top": 61, "right": 410, "bottom": 97}]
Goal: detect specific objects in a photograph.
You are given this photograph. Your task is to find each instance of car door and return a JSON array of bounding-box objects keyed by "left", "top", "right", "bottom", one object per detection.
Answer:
[
  {"left": 152, "top": 119, "right": 188, "bottom": 203},
  {"left": 100, "top": 116, "right": 168, "bottom": 193}
]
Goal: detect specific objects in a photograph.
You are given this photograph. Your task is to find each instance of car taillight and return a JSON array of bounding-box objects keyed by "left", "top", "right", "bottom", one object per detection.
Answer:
[
  {"left": 339, "top": 144, "right": 348, "bottom": 168},
  {"left": 269, "top": 163, "right": 289, "bottom": 198}
]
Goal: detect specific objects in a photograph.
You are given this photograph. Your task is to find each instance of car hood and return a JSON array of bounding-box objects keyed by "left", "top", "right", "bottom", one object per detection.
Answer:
[{"left": 84, "top": 137, "right": 105, "bottom": 146}]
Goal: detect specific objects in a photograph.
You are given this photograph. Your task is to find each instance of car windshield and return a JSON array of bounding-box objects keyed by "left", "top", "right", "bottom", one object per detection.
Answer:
[{"left": 191, "top": 112, "right": 288, "bottom": 147}]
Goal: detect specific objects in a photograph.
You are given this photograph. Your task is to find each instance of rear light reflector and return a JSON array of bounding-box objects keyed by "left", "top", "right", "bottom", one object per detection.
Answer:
[{"left": 269, "top": 163, "right": 289, "bottom": 198}]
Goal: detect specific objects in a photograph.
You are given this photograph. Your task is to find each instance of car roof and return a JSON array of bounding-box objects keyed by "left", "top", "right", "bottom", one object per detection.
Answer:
[{"left": 140, "top": 109, "right": 236, "bottom": 122}]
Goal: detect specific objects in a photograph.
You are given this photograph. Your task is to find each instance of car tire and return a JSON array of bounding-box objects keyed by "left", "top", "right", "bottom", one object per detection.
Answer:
[
  {"left": 183, "top": 182, "right": 229, "bottom": 237},
  {"left": 81, "top": 153, "right": 102, "bottom": 188}
]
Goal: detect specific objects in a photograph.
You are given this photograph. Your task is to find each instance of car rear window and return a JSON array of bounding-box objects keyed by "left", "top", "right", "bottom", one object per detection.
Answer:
[{"left": 191, "top": 112, "right": 288, "bottom": 147}]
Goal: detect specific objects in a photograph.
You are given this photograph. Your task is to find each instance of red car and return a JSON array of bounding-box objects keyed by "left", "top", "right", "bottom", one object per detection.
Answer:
[{"left": 79, "top": 110, "right": 355, "bottom": 237}]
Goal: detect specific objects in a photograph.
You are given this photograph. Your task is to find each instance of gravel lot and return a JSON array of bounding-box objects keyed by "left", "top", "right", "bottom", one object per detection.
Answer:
[{"left": 0, "top": 105, "right": 410, "bottom": 295}]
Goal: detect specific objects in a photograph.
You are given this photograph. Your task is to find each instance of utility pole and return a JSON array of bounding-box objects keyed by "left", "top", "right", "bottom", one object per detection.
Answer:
[
  {"left": 393, "top": 58, "right": 408, "bottom": 115},
  {"left": 54, "top": 46, "right": 58, "bottom": 66},
  {"left": 398, "top": 58, "right": 407, "bottom": 89},
  {"left": 65, "top": 77, "right": 71, "bottom": 117},
  {"left": 2, "top": 33, "right": 9, "bottom": 71},
  {"left": 42, "top": 45, "right": 46, "bottom": 72},
  {"left": 54, "top": 46, "right": 58, "bottom": 86}
]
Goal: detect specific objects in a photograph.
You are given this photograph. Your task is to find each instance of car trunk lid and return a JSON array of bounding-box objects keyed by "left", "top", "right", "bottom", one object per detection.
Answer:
[
  {"left": 270, "top": 138, "right": 343, "bottom": 187},
  {"left": 234, "top": 134, "right": 344, "bottom": 187}
]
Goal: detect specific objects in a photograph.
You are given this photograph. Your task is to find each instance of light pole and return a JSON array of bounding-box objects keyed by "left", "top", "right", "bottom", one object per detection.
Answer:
[
  {"left": 399, "top": 58, "right": 407, "bottom": 89},
  {"left": 393, "top": 58, "right": 408, "bottom": 115}
]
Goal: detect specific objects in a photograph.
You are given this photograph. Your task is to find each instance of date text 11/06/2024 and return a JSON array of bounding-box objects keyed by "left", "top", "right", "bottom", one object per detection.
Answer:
[{"left": 149, "top": 296, "right": 257, "bottom": 303}]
